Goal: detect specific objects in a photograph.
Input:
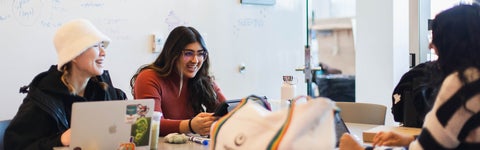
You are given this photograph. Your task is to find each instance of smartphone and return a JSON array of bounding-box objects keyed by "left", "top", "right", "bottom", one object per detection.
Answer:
[{"left": 213, "top": 102, "right": 229, "bottom": 117}]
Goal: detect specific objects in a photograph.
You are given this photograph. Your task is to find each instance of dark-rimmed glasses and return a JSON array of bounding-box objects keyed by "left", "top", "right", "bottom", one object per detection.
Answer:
[{"left": 182, "top": 49, "right": 207, "bottom": 60}]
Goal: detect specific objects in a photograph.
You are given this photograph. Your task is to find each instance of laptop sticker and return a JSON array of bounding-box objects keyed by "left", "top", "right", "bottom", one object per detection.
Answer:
[{"left": 127, "top": 103, "right": 152, "bottom": 146}]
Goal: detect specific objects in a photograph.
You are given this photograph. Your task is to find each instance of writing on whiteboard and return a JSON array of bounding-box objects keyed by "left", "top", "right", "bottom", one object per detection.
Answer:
[
  {"left": 80, "top": 2, "right": 105, "bottom": 8},
  {"left": 102, "top": 18, "right": 131, "bottom": 40},
  {"left": 12, "top": 0, "right": 44, "bottom": 26},
  {"left": 0, "top": 0, "right": 10, "bottom": 21},
  {"left": 39, "top": 0, "right": 67, "bottom": 28},
  {"left": 40, "top": 20, "right": 61, "bottom": 28},
  {"left": 165, "top": 11, "right": 188, "bottom": 32},
  {"left": 233, "top": 9, "right": 269, "bottom": 39},
  {"left": 0, "top": 15, "right": 9, "bottom": 21},
  {"left": 237, "top": 18, "right": 264, "bottom": 28}
]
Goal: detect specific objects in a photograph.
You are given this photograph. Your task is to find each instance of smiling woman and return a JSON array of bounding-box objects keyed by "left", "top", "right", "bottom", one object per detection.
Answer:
[
  {"left": 71, "top": 41, "right": 107, "bottom": 78},
  {"left": 130, "top": 26, "right": 226, "bottom": 137},
  {"left": 178, "top": 43, "right": 207, "bottom": 79},
  {"left": 3, "top": 19, "right": 127, "bottom": 150}
]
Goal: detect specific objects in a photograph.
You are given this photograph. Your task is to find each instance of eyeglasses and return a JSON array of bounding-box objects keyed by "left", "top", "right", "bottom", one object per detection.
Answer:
[
  {"left": 182, "top": 49, "right": 207, "bottom": 60},
  {"left": 92, "top": 41, "right": 106, "bottom": 50}
]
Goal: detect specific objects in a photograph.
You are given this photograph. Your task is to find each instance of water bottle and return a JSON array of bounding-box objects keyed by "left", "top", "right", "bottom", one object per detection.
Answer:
[
  {"left": 281, "top": 76, "right": 296, "bottom": 108},
  {"left": 150, "top": 112, "right": 162, "bottom": 150}
]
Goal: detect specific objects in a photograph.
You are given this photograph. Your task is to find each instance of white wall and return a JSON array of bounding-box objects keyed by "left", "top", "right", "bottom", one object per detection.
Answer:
[
  {"left": 356, "top": 0, "right": 410, "bottom": 126},
  {"left": 0, "top": 0, "right": 307, "bottom": 120},
  {"left": 311, "top": 0, "right": 356, "bottom": 19},
  {"left": 396, "top": 1, "right": 412, "bottom": 86}
]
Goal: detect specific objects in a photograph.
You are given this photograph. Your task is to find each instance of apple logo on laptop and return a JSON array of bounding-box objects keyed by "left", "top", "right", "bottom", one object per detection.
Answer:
[{"left": 109, "top": 124, "right": 117, "bottom": 134}]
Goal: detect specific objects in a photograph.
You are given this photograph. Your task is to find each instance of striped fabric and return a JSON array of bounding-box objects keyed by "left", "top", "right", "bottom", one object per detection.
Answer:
[
  {"left": 210, "top": 97, "right": 248, "bottom": 148},
  {"left": 267, "top": 100, "right": 295, "bottom": 149},
  {"left": 409, "top": 68, "right": 480, "bottom": 150}
]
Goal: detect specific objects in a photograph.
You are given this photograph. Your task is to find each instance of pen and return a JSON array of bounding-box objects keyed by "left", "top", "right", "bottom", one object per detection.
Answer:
[
  {"left": 201, "top": 104, "right": 206, "bottom": 113},
  {"left": 188, "top": 136, "right": 209, "bottom": 145}
]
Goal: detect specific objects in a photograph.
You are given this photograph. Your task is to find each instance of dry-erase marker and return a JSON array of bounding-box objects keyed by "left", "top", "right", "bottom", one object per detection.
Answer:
[{"left": 188, "top": 136, "right": 209, "bottom": 145}]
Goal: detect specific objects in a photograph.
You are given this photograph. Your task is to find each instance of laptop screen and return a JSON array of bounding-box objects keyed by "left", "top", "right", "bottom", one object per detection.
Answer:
[{"left": 334, "top": 110, "right": 350, "bottom": 147}]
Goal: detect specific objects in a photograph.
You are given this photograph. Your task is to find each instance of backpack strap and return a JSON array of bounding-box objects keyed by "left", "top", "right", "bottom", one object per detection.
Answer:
[
  {"left": 210, "top": 97, "right": 249, "bottom": 148},
  {"left": 266, "top": 96, "right": 299, "bottom": 149}
]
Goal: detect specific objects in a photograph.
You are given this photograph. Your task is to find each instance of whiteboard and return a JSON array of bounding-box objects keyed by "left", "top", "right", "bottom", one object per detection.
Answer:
[{"left": 0, "top": 0, "right": 306, "bottom": 120}]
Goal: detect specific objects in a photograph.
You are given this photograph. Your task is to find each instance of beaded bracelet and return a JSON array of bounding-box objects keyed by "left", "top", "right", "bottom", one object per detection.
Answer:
[{"left": 188, "top": 118, "right": 196, "bottom": 134}]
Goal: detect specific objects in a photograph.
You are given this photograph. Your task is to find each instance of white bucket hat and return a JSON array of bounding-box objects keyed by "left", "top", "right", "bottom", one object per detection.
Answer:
[{"left": 53, "top": 19, "right": 111, "bottom": 71}]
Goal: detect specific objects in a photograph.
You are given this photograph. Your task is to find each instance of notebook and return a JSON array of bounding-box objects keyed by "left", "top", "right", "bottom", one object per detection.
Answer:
[
  {"left": 363, "top": 125, "right": 421, "bottom": 142},
  {"left": 69, "top": 99, "right": 155, "bottom": 150}
]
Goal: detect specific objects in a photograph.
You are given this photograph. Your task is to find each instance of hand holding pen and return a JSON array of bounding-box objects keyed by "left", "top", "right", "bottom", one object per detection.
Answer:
[{"left": 190, "top": 112, "right": 215, "bottom": 136}]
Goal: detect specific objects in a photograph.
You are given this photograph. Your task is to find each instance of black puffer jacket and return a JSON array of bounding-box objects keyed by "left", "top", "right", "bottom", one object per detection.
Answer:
[{"left": 4, "top": 65, "right": 126, "bottom": 150}]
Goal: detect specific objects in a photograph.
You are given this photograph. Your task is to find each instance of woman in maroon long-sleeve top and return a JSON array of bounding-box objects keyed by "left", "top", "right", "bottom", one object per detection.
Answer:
[{"left": 130, "top": 26, "right": 226, "bottom": 136}]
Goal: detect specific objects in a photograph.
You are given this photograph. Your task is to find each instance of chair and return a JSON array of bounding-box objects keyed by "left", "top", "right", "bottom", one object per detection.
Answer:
[
  {"left": 315, "top": 75, "right": 355, "bottom": 102},
  {"left": 0, "top": 119, "right": 12, "bottom": 150},
  {"left": 335, "top": 102, "right": 387, "bottom": 125}
]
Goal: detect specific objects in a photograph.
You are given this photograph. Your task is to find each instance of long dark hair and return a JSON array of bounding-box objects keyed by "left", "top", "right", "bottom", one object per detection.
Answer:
[
  {"left": 130, "top": 26, "right": 219, "bottom": 114},
  {"left": 431, "top": 4, "right": 480, "bottom": 113},
  {"left": 432, "top": 4, "right": 480, "bottom": 77}
]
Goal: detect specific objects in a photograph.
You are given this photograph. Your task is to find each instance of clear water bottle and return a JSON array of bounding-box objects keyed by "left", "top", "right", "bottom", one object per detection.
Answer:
[
  {"left": 281, "top": 76, "right": 296, "bottom": 108},
  {"left": 150, "top": 112, "right": 162, "bottom": 150}
]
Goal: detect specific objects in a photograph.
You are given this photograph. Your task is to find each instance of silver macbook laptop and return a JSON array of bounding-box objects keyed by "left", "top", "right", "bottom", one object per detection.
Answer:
[{"left": 69, "top": 99, "right": 155, "bottom": 150}]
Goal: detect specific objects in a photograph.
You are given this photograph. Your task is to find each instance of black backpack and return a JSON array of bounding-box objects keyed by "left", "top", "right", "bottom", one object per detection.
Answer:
[{"left": 391, "top": 61, "right": 444, "bottom": 127}]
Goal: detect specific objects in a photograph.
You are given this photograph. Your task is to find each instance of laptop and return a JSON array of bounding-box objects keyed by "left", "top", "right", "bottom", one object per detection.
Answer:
[
  {"left": 69, "top": 99, "right": 155, "bottom": 150},
  {"left": 334, "top": 110, "right": 350, "bottom": 147}
]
